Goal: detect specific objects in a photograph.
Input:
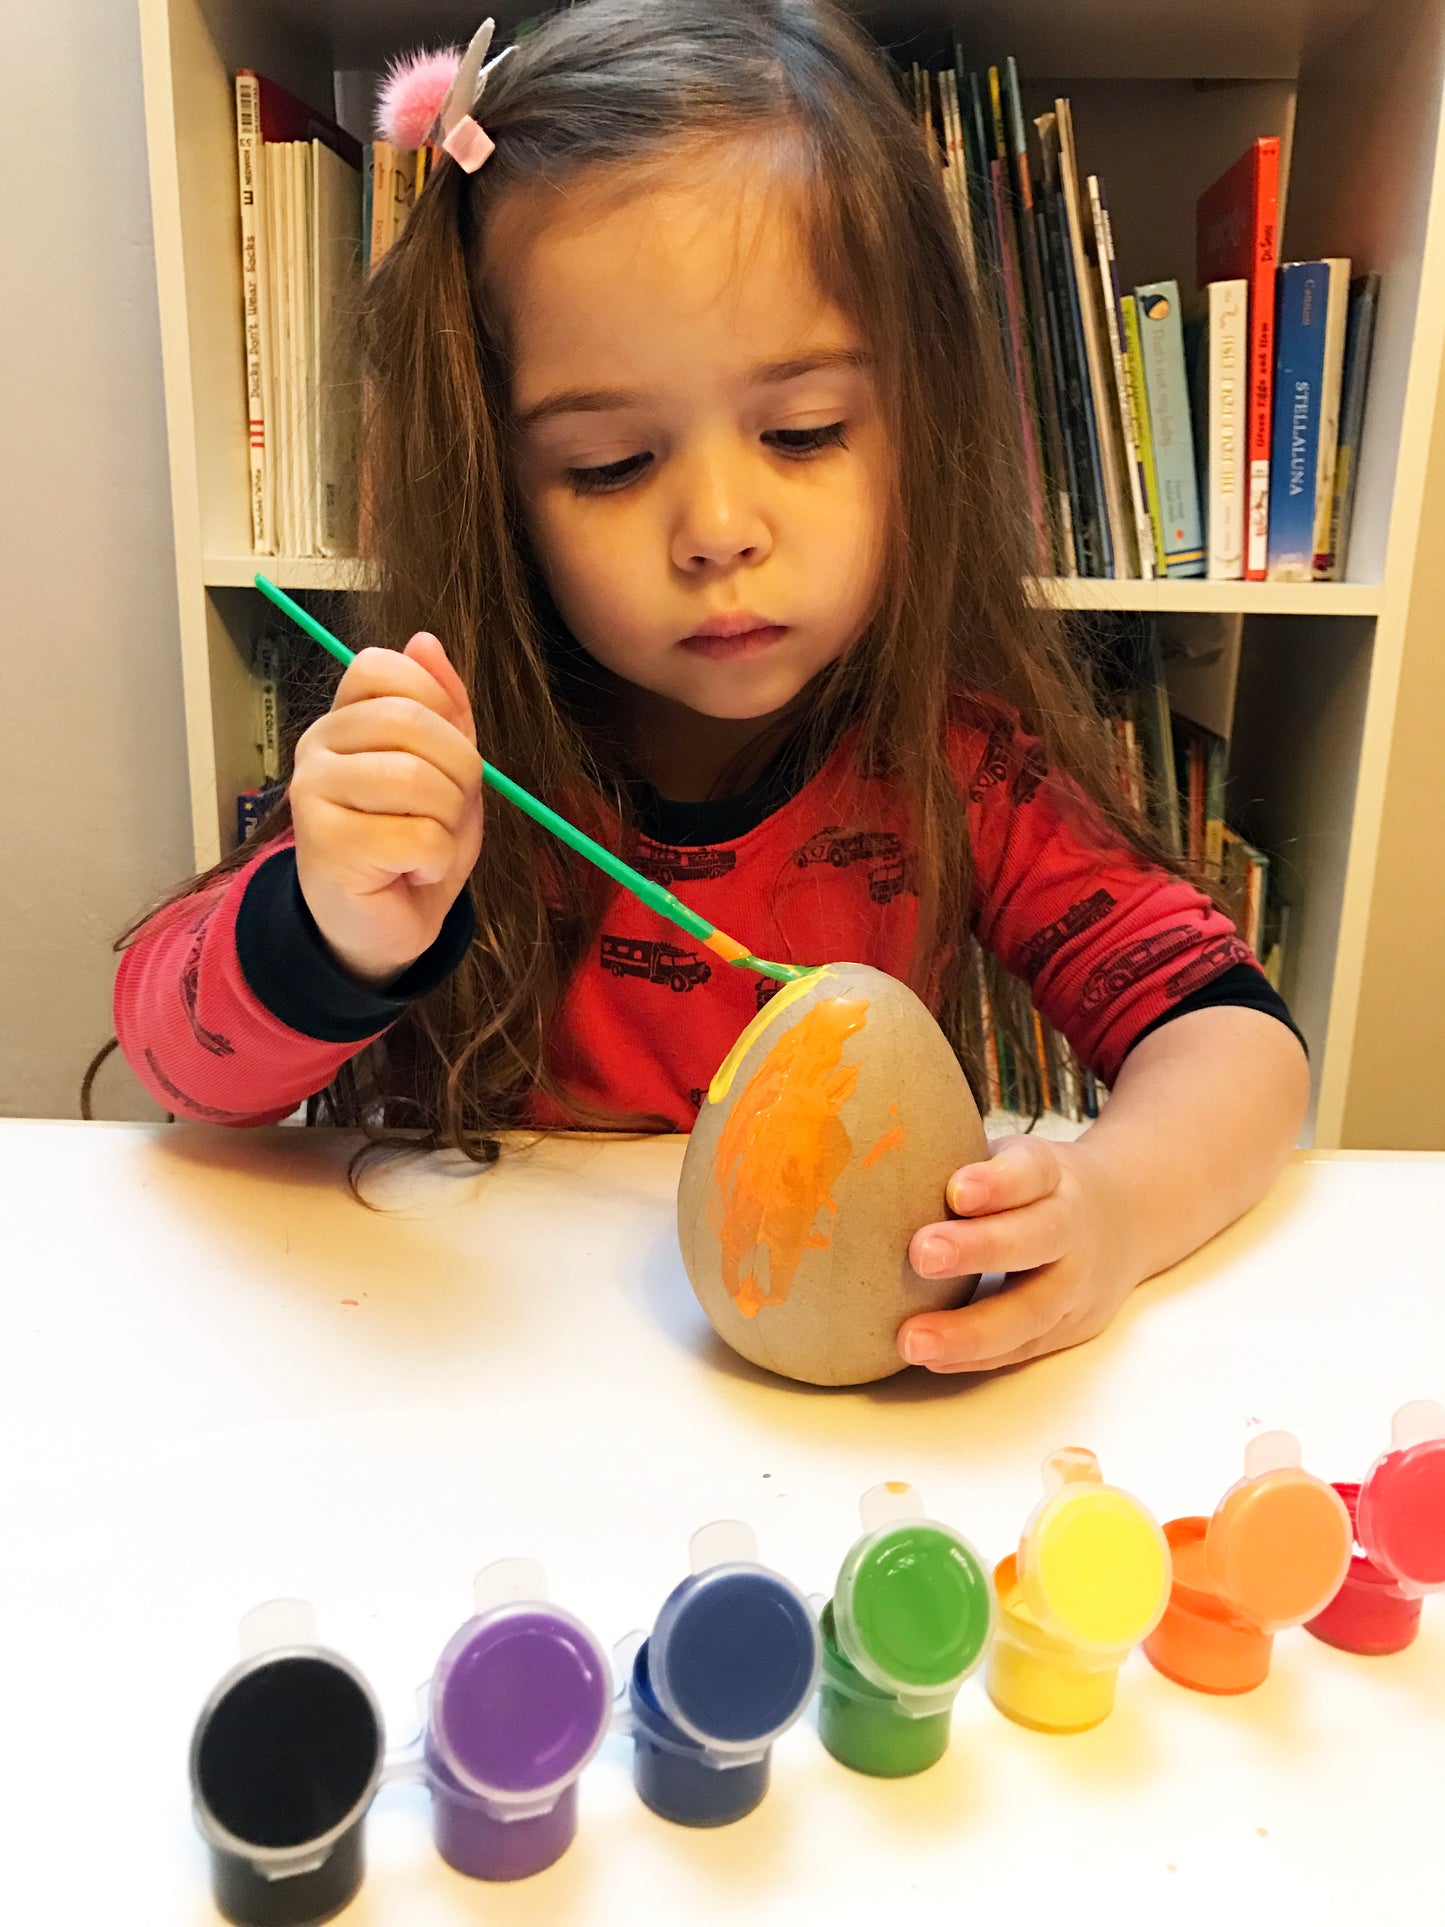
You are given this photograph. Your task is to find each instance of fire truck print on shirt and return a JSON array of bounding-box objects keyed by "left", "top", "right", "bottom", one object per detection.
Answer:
[
  {"left": 599, "top": 934, "right": 713, "bottom": 993},
  {"left": 631, "top": 842, "right": 738, "bottom": 886}
]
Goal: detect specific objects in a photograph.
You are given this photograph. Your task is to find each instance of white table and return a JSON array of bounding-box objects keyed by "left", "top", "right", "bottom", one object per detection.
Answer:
[{"left": 2, "top": 1119, "right": 1442, "bottom": 1926}]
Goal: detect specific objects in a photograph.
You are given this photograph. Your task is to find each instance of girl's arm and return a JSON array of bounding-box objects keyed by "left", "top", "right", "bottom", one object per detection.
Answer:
[{"left": 114, "top": 837, "right": 473, "bottom": 1126}]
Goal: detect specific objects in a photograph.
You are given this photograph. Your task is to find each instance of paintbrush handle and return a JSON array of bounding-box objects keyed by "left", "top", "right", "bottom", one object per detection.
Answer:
[{"left": 252, "top": 574, "right": 774, "bottom": 965}]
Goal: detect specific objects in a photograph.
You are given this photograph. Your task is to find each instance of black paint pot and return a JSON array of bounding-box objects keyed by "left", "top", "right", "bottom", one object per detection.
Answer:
[{"left": 190, "top": 1646, "right": 385, "bottom": 1927}]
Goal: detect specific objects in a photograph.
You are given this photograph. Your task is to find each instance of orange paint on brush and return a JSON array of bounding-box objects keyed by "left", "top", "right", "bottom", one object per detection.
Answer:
[
  {"left": 710, "top": 996, "right": 869, "bottom": 1319},
  {"left": 704, "top": 929, "right": 752, "bottom": 964}
]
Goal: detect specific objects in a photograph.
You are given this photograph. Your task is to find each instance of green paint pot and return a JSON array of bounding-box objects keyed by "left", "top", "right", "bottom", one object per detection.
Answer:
[
  {"left": 817, "top": 1604, "right": 952, "bottom": 1777},
  {"left": 817, "top": 1491, "right": 995, "bottom": 1779}
]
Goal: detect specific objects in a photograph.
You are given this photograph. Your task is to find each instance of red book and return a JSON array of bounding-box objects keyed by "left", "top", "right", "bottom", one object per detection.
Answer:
[
  {"left": 1197, "top": 139, "right": 1281, "bottom": 580},
  {"left": 239, "top": 69, "right": 363, "bottom": 170}
]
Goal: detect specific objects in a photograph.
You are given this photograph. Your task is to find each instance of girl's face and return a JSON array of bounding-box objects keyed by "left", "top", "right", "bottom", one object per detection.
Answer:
[{"left": 494, "top": 142, "right": 891, "bottom": 729}]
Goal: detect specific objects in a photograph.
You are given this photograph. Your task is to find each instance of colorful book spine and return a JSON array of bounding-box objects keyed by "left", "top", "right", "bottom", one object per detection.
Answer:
[
  {"left": 1121, "top": 296, "right": 1167, "bottom": 574},
  {"left": 1135, "top": 280, "right": 1205, "bottom": 576},
  {"left": 1089, "top": 177, "right": 1152, "bottom": 577},
  {"left": 990, "top": 157, "right": 1052, "bottom": 572},
  {"left": 1267, "top": 261, "right": 1349, "bottom": 581},
  {"left": 1206, "top": 279, "right": 1248, "bottom": 579},
  {"left": 1322, "top": 271, "right": 1382, "bottom": 581},
  {"left": 1310, "top": 260, "right": 1353, "bottom": 575},
  {"left": 1197, "top": 139, "right": 1280, "bottom": 579}
]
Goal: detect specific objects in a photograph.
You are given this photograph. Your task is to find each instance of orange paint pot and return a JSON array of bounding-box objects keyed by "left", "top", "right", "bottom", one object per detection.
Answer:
[{"left": 1143, "top": 1432, "right": 1352, "bottom": 1697}]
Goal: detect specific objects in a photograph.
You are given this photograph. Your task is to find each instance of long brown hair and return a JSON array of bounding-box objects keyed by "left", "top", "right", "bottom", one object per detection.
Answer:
[{"left": 105, "top": 0, "right": 1222, "bottom": 1156}]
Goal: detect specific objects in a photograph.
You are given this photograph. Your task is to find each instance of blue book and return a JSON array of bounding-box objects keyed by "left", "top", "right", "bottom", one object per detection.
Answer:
[
  {"left": 1268, "top": 261, "right": 1349, "bottom": 581},
  {"left": 1134, "top": 281, "right": 1205, "bottom": 576}
]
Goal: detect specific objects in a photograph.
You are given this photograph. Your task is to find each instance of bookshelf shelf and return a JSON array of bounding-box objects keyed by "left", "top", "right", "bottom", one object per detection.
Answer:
[
  {"left": 206, "top": 554, "right": 373, "bottom": 591},
  {"left": 1028, "top": 578, "right": 1382, "bottom": 617},
  {"left": 141, "top": 0, "right": 1445, "bottom": 1150},
  {"left": 210, "top": 554, "right": 1385, "bottom": 620}
]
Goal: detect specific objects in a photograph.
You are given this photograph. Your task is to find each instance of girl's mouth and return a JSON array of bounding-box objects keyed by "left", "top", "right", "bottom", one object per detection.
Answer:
[{"left": 679, "top": 625, "right": 789, "bottom": 661}]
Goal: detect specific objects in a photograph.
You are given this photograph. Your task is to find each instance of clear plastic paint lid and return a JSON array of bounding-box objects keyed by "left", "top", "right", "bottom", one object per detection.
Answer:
[
  {"left": 1355, "top": 1401, "right": 1445, "bottom": 1594},
  {"left": 191, "top": 1600, "right": 386, "bottom": 1874},
  {"left": 428, "top": 1559, "right": 613, "bottom": 1816},
  {"left": 832, "top": 1484, "right": 994, "bottom": 1716},
  {"left": 1017, "top": 1448, "right": 1172, "bottom": 1654},
  {"left": 649, "top": 1521, "right": 821, "bottom": 1759},
  {"left": 1203, "top": 1433, "right": 1353, "bottom": 1632}
]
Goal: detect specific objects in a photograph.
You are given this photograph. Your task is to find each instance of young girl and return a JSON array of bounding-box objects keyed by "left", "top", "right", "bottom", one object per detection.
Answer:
[{"left": 114, "top": 0, "right": 1309, "bottom": 1375}]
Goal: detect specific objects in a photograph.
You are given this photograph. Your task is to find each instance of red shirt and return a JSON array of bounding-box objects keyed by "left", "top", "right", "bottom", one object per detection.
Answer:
[{"left": 115, "top": 704, "right": 1258, "bottom": 1130}]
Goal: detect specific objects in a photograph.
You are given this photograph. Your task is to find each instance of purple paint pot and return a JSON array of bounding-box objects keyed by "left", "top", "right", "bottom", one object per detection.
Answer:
[
  {"left": 423, "top": 1561, "right": 612, "bottom": 1882},
  {"left": 189, "top": 1603, "right": 384, "bottom": 1927}
]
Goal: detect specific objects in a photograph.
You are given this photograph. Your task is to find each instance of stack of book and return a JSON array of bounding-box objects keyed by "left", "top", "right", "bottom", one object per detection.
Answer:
[
  {"left": 912, "top": 47, "right": 1380, "bottom": 583},
  {"left": 234, "top": 72, "right": 365, "bottom": 557}
]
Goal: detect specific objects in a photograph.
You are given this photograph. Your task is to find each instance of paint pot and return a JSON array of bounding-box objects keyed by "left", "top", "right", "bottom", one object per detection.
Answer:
[
  {"left": 423, "top": 1558, "right": 612, "bottom": 1880},
  {"left": 1144, "top": 1432, "right": 1352, "bottom": 1694},
  {"left": 987, "top": 1448, "right": 1171, "bottom": 1734},
  {"left": 818, "top": 1483, "right": 993, "bottom": 1777},
  {"left": 189, "top": 1601, "right": 384, "bottom": 1927},
  {"left": 624, "top": 1521, "right": 821, "bottom": 1827},
  {"left": 1307, "top": 1401, "right": 1445, "bottom": 1655}
]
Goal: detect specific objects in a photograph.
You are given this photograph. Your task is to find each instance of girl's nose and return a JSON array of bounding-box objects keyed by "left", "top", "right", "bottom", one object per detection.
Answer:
[{"left": 669, "top": 443, "right": 773, "bottom": 574}]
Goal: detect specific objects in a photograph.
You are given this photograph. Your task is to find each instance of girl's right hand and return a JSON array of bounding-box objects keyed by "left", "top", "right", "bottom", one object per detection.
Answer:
[{"left": 290, "top": 634, "right": 484, "bottom": 989}]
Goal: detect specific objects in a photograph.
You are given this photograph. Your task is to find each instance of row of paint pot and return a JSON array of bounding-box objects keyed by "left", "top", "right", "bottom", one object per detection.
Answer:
[{"left": 190, "top": 1401, "right": 1445, "bottom": 1927}]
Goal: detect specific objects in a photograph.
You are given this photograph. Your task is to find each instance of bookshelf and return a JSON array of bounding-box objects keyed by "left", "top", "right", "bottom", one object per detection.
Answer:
[{"left": 139, "top": 0, "right": 1445, "bottom": 1149}]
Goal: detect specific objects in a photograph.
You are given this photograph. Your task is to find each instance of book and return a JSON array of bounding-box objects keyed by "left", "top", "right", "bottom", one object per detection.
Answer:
[
  {"left": 233, "top": 72, "right": 362, "bottom": 556},
  {"left": 233, "top": 73, "right": 274, "bottom": 553},
  {"left": 1055, "top": 100, "right": 1131, "bottom": 576},
  {"left": 1036, "top": 112, "right": 1110, "bottom": 575},
  {"left": 1135, "top": 280, "right": 1205, "bottom": 576},
  {"left": 1121, "top": 296, "right": 1168, "bottom": 574},
  {"left": 1268, "top": 260, "right": 1350, "bottom": 581},
  {"left": 988, "top": 70, "right": 1051, "bottom": 571},
  {"left": 1088, "top": 176, "right": 1152, "bottom": 577},
  {"left": 1320, "top": 271, "right": 1381, "bottom": 580},
  {"left": 1004, "top": 59, "right": 1074, "bottom": 573},
  {"left": 1197, "top": 139, "right": 1281, "bottom": 580},
  {"left": 311, "top": 140, "right": 364, "bottom": 556},
  {"left": 1206, "top": 279, "right": 1249, "bottom": 578}
]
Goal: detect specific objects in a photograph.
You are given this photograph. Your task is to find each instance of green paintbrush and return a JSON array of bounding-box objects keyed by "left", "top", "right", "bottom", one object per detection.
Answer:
[{"left": 254, "top": 574, "right": 813, "bottom": 984}]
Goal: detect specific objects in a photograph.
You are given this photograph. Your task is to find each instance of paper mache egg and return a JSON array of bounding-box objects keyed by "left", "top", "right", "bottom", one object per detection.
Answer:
[{"left": 677, "top": 962, "right": 988, "bottom": 1387}]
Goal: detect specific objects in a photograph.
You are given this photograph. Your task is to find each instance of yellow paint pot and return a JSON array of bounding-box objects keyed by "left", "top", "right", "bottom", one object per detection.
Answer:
[
  {"left": 1143, "top": 1432, "right": 1352, "bottom": 1695},
  {"left": 986, "top": 1448, "right": 1172, "bottom": 1735}
]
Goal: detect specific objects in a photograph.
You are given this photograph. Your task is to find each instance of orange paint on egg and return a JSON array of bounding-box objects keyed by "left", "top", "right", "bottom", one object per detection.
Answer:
[
  {"left": 863, "top": 1122, "right": 905, "bottom": 1168},
  {"left": 710, "top": 996, "right": 869, "bottom": 1319}
]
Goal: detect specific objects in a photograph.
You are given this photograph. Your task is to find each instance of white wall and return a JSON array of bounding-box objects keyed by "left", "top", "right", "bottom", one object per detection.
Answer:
[{"left": 0, "top": 0, "right": 192, "bottom": 1119}]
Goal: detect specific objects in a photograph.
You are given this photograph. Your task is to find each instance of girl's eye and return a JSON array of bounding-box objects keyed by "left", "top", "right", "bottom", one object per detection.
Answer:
[{"left": 562, "top": 421, "right": 851, "bottom": 497}]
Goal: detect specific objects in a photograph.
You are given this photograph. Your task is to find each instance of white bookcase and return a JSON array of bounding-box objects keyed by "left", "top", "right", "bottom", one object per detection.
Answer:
[{"left": 138, "top": 0, "right": 1445, "bottom": 1149}]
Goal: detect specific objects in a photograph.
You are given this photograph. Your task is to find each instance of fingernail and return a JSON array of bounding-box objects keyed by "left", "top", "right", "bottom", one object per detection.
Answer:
[
  {"left": 949, "top": 1175, "right": 983, "bottom": 1213},
  {"left": 916, "top": 1235, "right": 951, "bottom": 1277},
  {"left": 903, "top": 1329, "right": 942, "bottom": 1365}
]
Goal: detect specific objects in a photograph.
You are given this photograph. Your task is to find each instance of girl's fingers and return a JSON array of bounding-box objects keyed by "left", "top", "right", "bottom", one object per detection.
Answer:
[
  {"left": 403, "top": 633, "right": 479, "bottom": 745},
  {"left": 311, "top": 696, "right": 484, "bottom": 795},
  {"left": 314, "top": 750, "right": 470, "bottom": 833},
  {"left": 945, "top": 1134, "right": 1060, "bottom": 1216},
  {"left": 333, "top": 642, "right": 475, "bottom": 745},
  {"left": 909, "top": 1191, "right": 1069, "bottom": 1279},
  {"left": 314, "top": 808, "right": 458, "bottom": 888},
  {"left": 898, "top": 1266, "right": 1077, "bottom": 1372}
]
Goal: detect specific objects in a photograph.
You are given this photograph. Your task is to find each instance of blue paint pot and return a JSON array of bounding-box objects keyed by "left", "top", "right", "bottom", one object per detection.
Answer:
[{"left": 627, "top": 1538, "right": 820, "bottom": 1828}]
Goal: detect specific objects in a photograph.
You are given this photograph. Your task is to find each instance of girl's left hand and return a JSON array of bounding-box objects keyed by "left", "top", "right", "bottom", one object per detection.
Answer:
[{"left": 898, "top": 1135, "right": 1137, "bottom": 1373}]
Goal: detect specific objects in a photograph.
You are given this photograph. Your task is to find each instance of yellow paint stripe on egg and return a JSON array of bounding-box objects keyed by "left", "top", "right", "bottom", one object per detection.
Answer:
[{"left": 707, "top": 966, "right": 831, "bottom": 1105}]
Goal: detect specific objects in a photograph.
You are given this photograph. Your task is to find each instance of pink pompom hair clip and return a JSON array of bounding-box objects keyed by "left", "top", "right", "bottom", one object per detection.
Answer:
[{"left": 376, "top": 16, "right": 515, "bottom": 173}]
